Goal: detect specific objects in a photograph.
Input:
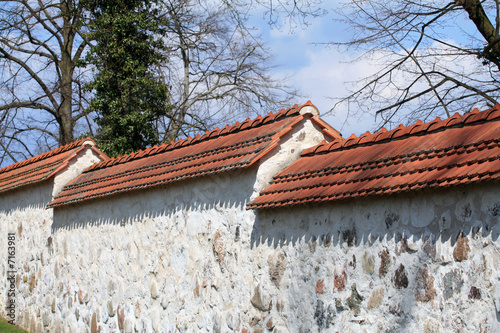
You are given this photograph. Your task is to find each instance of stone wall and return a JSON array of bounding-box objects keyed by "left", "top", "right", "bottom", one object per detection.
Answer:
[
  {"left": 0, "top": 120, "right": 500, "bottom": 332},
  {"left": 0, "top": 182, "right": 55, "bottom": 332},
  {"left": 2, "top": 174, "right": 500, "bottom": 332}
]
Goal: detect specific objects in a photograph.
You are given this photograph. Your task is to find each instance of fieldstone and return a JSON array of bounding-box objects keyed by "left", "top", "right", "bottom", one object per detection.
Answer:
[
  {"left": 453, "top": 233, "right": 470, "bottom": 262},
  {"left": 314, "top": 300, "right": 325, "bottom": 328},
  {"left": 29, "top": 274, "right": 36, "bottom": 292},
  {"left": 393, "top": 264, "right": 409, "bottom": 289},
  {"left": 161, "top": 296, "right": 168, "bottom": 309},
  {"left": 347, "top": 284, "right": 363, "bottom": 316},
  {"left": 266, "top": 317, "right": 274, "bottom": 330},
  {"left": 416, "top": 265, "right": 436, "bottom": 302},
  {"left": 335, "top": 298, "right": 346, "bottom": 312},
  {"left": 251, "top": 285, "right": 269, "bottom": 312},
  {"left": 423, "top": 318, "right": 440, "bottom": 333},
  {"left": 468, "top": 286, "right": 481, "bottom": 300},
  {"left": 108, "top": 280, "right": 116, "bottom": 296},
  {"left": 379, "top": 249, "right": 391, "bottom": 277},
  {"left": 194, "top": 276, "right": 201, "bottom": 297},
  {"left": 316, "top": 280, "right": 324, "bottom": 294},
  {"left": 150, "top": 280, "right": 159, "bottom": 299},
  {"left": 213, "top": 230, "right": 225, "bottom": 269},
  {"left": 107, "top": 300, "right": 115, "bottom": 317},
  {"left": 367, "top": 288, "right": 384, "bottom": 309},
  {"left": 276, "top": 300, "right": 284, "bottom": 312},
  {"left": 135, "top": 300, "right": 141, "bottom": 318},
  {"left": 422, "top": 239, "right": 436, "bottom": 260},
  {"left": 117, "top": 305, "right": 125, "bottom": 330},
  {"left": 362, "top": 252, "right": 374, "bottom": 275},
  {"left": 334, "top": 270, "right": 347, "bottom": 292},
  {"left": 443, "top": 269, "right": 463, "bottom": 300},
  {"left": 268, "top": 253, "right": 287, "bottom": 288},
  {"left": 91, "top": 312, "right": 97, "bottom": 333}
]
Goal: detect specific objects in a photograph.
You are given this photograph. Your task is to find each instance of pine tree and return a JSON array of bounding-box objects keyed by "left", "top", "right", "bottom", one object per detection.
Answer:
[{"left": 83, "top": 0, "right": 170, "bottom": 157}]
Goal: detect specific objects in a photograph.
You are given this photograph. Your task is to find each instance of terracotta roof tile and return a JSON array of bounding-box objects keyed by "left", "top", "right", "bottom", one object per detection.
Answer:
[
  {"left": 0, "top": 138, "right": 107, "bottom": 194},
  {"left": 247, "top": 105, "right": 500, "bottom": 209},
  {"left": 48, "top": 102, "right": 340, "bottom": 208}
]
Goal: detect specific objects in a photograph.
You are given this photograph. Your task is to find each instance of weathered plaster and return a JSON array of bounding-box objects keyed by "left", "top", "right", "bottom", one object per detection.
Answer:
[
  {"left": 252, "top": 116, "right": 332, "bottom": 199},
  {"left": 52, "top": 142, "right": 105, "bottom": 198},
  {"left": 2, "top": 171, "right": 499, "bottom": 332}
]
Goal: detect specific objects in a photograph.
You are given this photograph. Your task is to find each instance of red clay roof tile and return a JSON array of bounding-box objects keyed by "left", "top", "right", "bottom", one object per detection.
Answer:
[
  {"left": 0, "top": 138, "right": 107, "bottom": 194},
  {"left": 48, "top": 102, "right": 339, "bottom": 208},
  {"left": 247, "top": 105, "right": 500, "bottom": 209}
]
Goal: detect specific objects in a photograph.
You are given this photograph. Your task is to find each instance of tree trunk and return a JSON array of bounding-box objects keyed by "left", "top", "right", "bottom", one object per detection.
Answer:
[{"left": 59, "top": 0, "right": 75, "bottom": 146}]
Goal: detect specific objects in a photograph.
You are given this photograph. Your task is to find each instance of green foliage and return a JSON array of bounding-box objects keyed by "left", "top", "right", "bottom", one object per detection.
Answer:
[
  {"left": 0, "top": 317, "right": 27, "bottom": 333},
  {"left": 82, "top": 0, "right": 170, "bottom": 157}
]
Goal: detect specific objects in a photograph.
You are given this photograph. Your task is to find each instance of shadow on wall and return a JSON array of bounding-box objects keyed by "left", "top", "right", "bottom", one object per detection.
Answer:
[
  {"left": 251, "top": 182, "right": 500, "bottom": 249},
  {"left": 51, "top": 169, "right": 257, "bottom": 233},
  {"left": 250, "top": 182, "right": 500, "bottom": 331},
  {"left": 0, "top": 182, "right": 53, "bottom": 213}
]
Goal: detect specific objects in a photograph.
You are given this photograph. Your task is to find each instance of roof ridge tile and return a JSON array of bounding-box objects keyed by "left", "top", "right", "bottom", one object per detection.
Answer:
[
  {"left": 304, "top": 104, "right": 500, "bottom": 156},
  {"left": 0, "top": 137, "right": 93, "bottom": 175},
  {"left": 84, "top": 104, "right": 308, "bottom": 173}
]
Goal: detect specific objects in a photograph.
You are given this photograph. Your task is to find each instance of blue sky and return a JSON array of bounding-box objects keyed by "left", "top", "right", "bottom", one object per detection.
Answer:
[{"left": 248, "top": 4, "right": 381, "bottom": 138}]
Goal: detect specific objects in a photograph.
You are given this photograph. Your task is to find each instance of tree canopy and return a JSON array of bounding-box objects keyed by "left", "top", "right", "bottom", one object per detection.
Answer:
[
  {"left": 82, "top": 0, "right": 170, "bottom": 156},
  {"left": 0, "top": 0, "right": 299, "bottom": 166}
]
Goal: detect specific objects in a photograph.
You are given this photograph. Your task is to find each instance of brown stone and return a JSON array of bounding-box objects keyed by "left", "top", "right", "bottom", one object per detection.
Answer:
[
  {"left": 416, "top": 265, "right": 436, "bottom": 302},
  {"left": 194, "top": 276, "right": 200, "bottom": 297},
  {"left": 334, "top": 270, "right": 347, "bottom": 292},
  {"left": 251, "top": 285, "right": 269, "bottom": 312},
  {"left": 242, "top": 329, "right": 249, "bottom": 333},
  {"left": 117, "top": 305, "right": 125, "bottom": 330},
  {"left": 51, "top": 299, "right": 56, "bottom": 313},
  {"left": 213, "top": 230, "right": 225, "bottom": 269},
  {"left": 78, "top": 290, "right": 84, "bottom": 304},
  {"left": 453, "top": 233, "right": 470, "bottom": 261},
  {"left": 276, "top": 300, "right": 284, "bottom": 312},
  {"left": 54, "top": 263, "right": 59, "bottom": 279},
  {"left": 135, "top": 300, "right": 141, "bottom": 318},
  {"left": 266, "top": 318, "right": 274, "bottom": 330},
  {"left": 468, "top": 286, "right": 481, "bottom": 300},
  {"left": 379, "top": 249, "right": 391, "bottom": 277},
  {"left": 362, "top": 252, "right": 374, "bottom": 275},
  {"left": 422, "top": 239, "right": 436, "bottom": 260},
  {"left": 393, "top": 264, "right": 409, "bottom": 289},
  {"left": 316, "top": 279, "right": 324, "bottom": 294},
  {"left": 367, "top": 288, "right": 384, "bottom": 309},
  {"left": 91, "top": 312, "right": 97, "bottom": 333},
  {"left": 29, "top": 273, "right": 36, "bottom": 292},
  {"left": 18, "top": 223, "right": 22, "bottom": 236}
]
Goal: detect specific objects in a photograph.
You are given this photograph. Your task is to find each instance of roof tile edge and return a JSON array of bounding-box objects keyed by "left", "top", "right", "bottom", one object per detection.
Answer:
[
  {"left": 302, "top": 104, "right": 500, "bottom": 156},
  {"left": 83, "top": 103, "right": 311, "bottom": 173},
  {"left": 0, "top": 137, "right": 97, "bottom": 175}
]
